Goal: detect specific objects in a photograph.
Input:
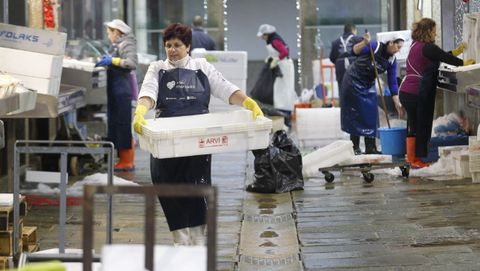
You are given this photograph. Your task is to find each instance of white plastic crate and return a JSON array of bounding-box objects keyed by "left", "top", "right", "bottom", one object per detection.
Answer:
[
  {"left": 302, "top": 140, "right": 354, "bottom": 177},
  {"left": 452, "top": 151, "right": 471, "bottom": 178},
  {"left": 295, "top": 107, "right": 346, "bottom": 147},
  {"left": 139, "top": 110, "right": 272, "bottom": 158},
  {"left": 468, "top": 136, "right": 480, "bottom": 172}
]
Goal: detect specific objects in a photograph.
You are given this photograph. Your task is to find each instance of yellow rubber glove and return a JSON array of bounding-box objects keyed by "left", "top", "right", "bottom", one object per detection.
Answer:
[
  {"left": 17, "top": 261, "right": 65, "bottom": 271},
  {"left": 242, "top": 97, "right": 264, "bottom": 119},
  {"left": 464, "top": 59, "right": 476, "bottom": 66},
  {"left": 133, "top": 104, "right": 148, "bottom": 135},
  {"left": 270, "top": 57, "right": 280, "bottom": 69},
  {"left": 452, "top": 42, "right": 467, "bottom": 57},
  {"left": 111, "top": 57, "right": 121, "bottom": 66}
]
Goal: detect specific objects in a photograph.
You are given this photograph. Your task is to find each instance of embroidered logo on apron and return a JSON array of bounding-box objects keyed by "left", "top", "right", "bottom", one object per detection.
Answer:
[
  {"left": 166, "top": 80, "right": 176, "bottom": 89},
  {"left": 198, "top": 135, "right": 228, "bottom": 148}
]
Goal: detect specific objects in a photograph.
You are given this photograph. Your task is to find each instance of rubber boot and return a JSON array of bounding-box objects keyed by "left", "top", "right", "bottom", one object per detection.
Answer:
[
  {"left": 365, "top": 137, "right": 381, "bottom": 154},
  {"left": 114, "top": 140, "right": 135, "bottom": 172},
  {"left": 350, "top": 135, "right": 362, "bottom": 155},
  {"left": 406, "top": 136, "right": 429, "bottom": 168},
  {"left": 172, "top": 228, "right": 191, "bottom": 246},
  {"left": 189, "top": 224, "right": 206, "bottom": 246}
]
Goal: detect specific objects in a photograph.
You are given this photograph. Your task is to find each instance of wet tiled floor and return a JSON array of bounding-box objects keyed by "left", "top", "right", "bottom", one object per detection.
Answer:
[{"left": 23, "top": 144, "right": 480, "bottom": 270}]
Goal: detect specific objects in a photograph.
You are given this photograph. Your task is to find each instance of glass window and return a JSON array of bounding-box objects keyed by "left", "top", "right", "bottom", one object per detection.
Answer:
[
  {"left": 315, "top": 0, "right": 387, "bottom": 58},
  {"left": 135, "top": 0, "right": 204, "bottom": 58}
]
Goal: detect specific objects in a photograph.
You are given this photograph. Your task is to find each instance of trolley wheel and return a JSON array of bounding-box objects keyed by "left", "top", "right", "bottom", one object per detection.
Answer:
[
  {"left": 323, "top": 171, "right": 335, "bottom": 183},
  {"left": 400, "top": 166, "right": 410, "bottom": 177},
  {"left": 362, "top": 172, "right": 374, "bottom": 183}
]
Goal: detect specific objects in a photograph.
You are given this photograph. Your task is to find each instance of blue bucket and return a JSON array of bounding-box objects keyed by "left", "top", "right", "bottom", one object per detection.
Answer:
[{"left": 378, "top": 127, "right": 407, "bottom": 156}]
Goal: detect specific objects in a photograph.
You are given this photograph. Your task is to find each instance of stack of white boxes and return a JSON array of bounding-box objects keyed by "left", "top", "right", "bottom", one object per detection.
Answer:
[
  {"left": 295, "top": 107, "right": 346, "bottom": 147},
  {"left": 0, "top": 23, "right": 67, "bottom": 97},
  {"left": 191, "top": 50, "right": 247, "bottom": 112}
]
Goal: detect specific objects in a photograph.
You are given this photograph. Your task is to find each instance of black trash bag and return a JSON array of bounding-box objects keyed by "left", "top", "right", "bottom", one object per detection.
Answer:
[
  {"left": 246, "top": 130, "right": 304, "bottom": 193},
  {"left": 249, "top": 58, "right": 282, "bottom": 105}
]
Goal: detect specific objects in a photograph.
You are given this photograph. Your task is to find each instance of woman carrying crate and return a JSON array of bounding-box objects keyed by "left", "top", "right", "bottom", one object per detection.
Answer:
[{"left": 133, "top": 23, "right": 263, "bottom": 245}]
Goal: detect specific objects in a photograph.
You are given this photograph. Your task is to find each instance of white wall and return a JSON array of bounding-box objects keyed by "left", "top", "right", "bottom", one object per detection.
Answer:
[{"left": 226, "top": 0, "right": 298, "bottom": 60}]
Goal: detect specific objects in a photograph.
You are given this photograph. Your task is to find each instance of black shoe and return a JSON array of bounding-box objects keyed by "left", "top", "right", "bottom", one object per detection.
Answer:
[
  {"left": 365, "top": 149, "right": 382, "bottom": 155},
  {"left": 353, "top": 148, "right": 362, "bottom": 155},
  {"left": 364, "top": 137, "right": 381, "bottom": 154}
]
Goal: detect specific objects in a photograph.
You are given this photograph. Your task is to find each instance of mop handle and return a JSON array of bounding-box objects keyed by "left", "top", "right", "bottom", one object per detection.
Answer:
[{"left": 366, "top": 34, "right": 391, "bottom": 129}]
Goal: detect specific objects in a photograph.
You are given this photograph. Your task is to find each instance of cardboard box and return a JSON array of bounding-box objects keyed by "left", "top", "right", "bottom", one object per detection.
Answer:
[{"left": 0, "top": 23, "right": 67, "bottom": 55}]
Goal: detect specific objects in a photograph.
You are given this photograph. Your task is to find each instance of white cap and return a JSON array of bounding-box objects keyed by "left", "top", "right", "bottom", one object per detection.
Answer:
[
  {"left": 257, "top": 24, "right": 276, "bottom": 37},
  {"left": 391, "top": 32, "right": 405, "bottom": 42},
  {"left": 104, "top": 19, "right": 131, "bottom": 34}
]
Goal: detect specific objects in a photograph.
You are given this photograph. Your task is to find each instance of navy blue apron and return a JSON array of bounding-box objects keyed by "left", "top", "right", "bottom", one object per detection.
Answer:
[
  {"left": 415, "top": 61, "right": 440, "bottom": 157},
  {"left": 340, "top": 43, "right": 392, "bottom": 137},
  {"left": 107, "top": 48, "right": 132, "bottom": 150},
  {"left": 150, "top": 68, "right": 211, "bottom": 231}
]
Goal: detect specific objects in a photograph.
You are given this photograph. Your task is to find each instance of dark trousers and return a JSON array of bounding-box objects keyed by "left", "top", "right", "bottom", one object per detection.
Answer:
[
  {"left": 150, "top": 154, "right": 211, "bottom": 231},
  {"left": 399, "top": 91, "right": 418, "bottom": 137}
]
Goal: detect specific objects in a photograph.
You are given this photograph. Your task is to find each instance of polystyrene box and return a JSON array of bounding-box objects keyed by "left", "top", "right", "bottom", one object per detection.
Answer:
[
  {"left": 0, "top": 47, "right": 63, "bottom": 78},
  {"left": 9, "top": 73, "right": 60, "bottom": 96},
  {"left": 139, "top": 110, "right": 272, "bottom": 158},
  {"left": 191, "top": 50, "right": 247, "bottom": 79},
  {"left": 0, "top": 23, "right": 67, "bottom": 56},
  {"left": 296, "top": 108, "right": 343, "bottom": 139},
  {"left": 302, "top": 140, "right": 354, "bottom": 177}
]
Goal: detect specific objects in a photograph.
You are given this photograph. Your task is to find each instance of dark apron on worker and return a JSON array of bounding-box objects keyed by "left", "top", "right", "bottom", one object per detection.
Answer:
[
  {"left": 150, "top": 68, "right": 211, "bottom": 231},
  {"left": 415, "top": 61, "right": 440, "bottom": 157},
  {"left": 340, "top": 42, "right": 393, "bottom": 137},
  {"left": 107, "top": 49, "right": 132, "bottom": 150}
]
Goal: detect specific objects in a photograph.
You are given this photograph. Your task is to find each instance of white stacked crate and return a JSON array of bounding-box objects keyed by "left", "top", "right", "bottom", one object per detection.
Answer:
[
  {"left": 0, "top": 23, "right": 67, "bottom": 97},
  {"left": 191, "top": 50, "right": 247, "bottom": 112},
  {"left": 469, "top": 136, "right": 480, "bottom": 182},
  {"left": 295, "top": 107, "right": 346, "bottom": 147}
]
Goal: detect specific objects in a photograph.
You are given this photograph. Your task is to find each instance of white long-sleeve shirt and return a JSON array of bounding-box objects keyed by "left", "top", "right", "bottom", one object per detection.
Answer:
[{"left": 138, "top": 57, "right": 239, "bottom": 108}]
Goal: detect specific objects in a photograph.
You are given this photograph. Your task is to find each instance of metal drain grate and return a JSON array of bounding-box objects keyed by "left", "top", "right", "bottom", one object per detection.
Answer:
[
  {"left": 240, "top": 254, "right": 299, "bottom": 266},
  {"left": 243, "top": 213, "right": 293, "bottom": 224}
]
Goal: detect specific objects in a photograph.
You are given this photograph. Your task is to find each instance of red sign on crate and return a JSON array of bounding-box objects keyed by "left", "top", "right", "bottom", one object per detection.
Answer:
[{"left": 199, "top": 135, "right": 228, "bottom": 148}]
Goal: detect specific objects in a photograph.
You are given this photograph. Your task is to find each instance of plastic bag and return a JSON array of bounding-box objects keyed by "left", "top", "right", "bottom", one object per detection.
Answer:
[
  {"left": 246, "top": 130, "right": 304, "bottom": 193},
  {"left": 249, "top": 59, "right": 282, "bottom": 105}
]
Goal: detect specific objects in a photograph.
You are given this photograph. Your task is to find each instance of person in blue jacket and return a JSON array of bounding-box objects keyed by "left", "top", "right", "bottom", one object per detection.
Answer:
[
  {"left": 329, "top": 23, "right": 363, "bottom": 90},
  {"left": 340, "top": 31, "right": 404, "bottom": 154}
]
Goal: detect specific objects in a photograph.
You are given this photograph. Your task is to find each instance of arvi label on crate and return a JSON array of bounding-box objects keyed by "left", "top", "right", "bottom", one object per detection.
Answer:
[
  {"left": 199, "top": 135, "right": 229, "bottom": 148},
  {"left": 0, "top": 23, "right": 67, "bottom": 55}
]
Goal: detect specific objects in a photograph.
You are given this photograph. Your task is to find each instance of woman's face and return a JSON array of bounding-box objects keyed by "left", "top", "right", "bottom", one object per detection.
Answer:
[
  {"left": 430, "top": 26, "right": 437, "bottom": 41},
  {"left": 165, "top": 38, "right": 190, "bottom": 61},
  {"left": 387, "top": 40, "right": 404, "bottom": 55},
  {"left": 107, "top": 28, "right": 121, "bottom": 43},
  {"left": 261, "top": 34, "right": 268, "bottom": 41}
]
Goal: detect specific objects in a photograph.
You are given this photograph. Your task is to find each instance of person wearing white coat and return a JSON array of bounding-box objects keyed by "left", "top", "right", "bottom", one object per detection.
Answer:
[{"left": 257, "top": 24, "right": 297, "bottom": 125}]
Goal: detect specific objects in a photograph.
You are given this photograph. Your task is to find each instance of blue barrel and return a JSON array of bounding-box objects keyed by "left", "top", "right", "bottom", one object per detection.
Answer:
[{"left": 378, "top": 127, "right": 407, "bottom": 156}]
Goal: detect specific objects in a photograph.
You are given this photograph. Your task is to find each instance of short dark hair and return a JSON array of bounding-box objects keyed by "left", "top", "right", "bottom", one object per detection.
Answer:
[
  {"left": 193, "top": 15, "right": 203, "bottom": 27},
  {"left": 344, "top": 23, "right": 356, "bottom": 33},
  {"left": 163, "top": 23, "right": 192, "bottom": 47}
]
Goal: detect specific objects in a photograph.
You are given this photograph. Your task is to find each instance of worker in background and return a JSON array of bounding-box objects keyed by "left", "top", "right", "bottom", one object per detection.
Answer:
[
  {"left": 340, "top": 31, "right": 404, "bottom": 155},
  {"left": 399, "top": 18, "right": 475, "bottom": 168},
  {"left": 329, "top": 23, "right": 363, "bottom": 91},
  {"left": 133, "top": 23, "right": 263, "bottom": 245},
  {"left": 257, "top": 24, "right": 297, "bottom": 126},
  {"left": 191, "top": 15, "right": 216, "bottom": 51},
  {"left": 95, "top": 19, "right": 138, "bottom": 171}
]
